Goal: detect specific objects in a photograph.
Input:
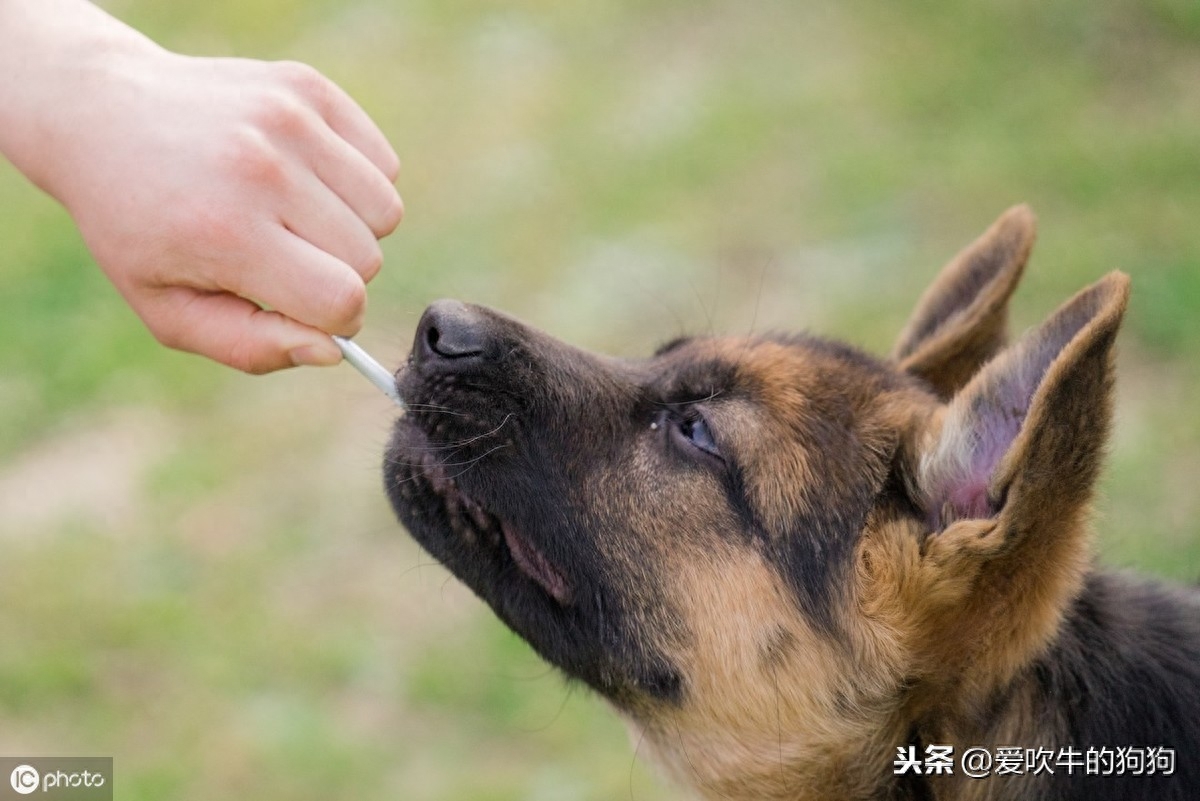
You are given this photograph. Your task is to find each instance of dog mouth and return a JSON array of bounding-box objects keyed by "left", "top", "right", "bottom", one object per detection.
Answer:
[
  {"left": 399, "top": 429, "right": 573, "bottom": 606},
  {"left": 502, "top": 520, "right": 572, "bottom": 605}
]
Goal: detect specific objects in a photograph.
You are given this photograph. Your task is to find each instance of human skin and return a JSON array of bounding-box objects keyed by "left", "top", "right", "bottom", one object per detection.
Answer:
[{"left": 0, "top": 0, "right": 404, "bottom": 373}]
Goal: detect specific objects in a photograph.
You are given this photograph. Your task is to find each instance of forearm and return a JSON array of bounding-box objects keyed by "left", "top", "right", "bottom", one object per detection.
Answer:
[{"left": 0, "top": 0, "right": 160, "bottom": 198}]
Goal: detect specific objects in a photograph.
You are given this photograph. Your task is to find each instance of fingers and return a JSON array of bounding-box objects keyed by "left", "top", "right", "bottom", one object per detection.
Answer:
[
  {"left": 308, "top": 125, "right": 404, "bottom": 239},
  {"left": 317, "top": 80, "right": 401, "bottom": 183},
  {"left": 276, "top": 61, "right": 401, "bottom": 182},
  {"left": 224, "top": 228, "right": 369, "bottom": 338},
  {"left": 268, "top": 62, "right": 402, "bottom": 275},
  {"left": 282, "top": 162, "right": 385, "bottom": 281},
  {"left": 144, "top": 287, "right": 343, "bottom": 374}
]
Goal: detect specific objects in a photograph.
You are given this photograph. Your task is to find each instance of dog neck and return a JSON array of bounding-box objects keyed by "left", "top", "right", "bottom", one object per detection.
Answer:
[{"left": 629, "top": 705, "right": 912, "bottom": 801}]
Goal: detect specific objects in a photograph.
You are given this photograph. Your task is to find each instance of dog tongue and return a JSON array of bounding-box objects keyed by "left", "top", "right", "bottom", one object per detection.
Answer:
[{"left": 502, "top": 522, "right": 572, "bottom": 605}]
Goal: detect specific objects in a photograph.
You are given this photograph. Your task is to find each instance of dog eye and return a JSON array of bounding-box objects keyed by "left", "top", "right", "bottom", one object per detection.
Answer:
[{"left": 677, "top": 413, "right": 721, "bottom": 459}]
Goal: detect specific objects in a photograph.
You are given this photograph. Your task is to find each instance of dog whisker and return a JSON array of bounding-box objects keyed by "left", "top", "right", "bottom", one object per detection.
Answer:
[
  {"left": 387, "top": 413, "right": 515, "bottom": 455},
  {"left": 629, "top": 725, "right": 649, "bottom": 801},
  {"left": 401, "top": 404, "right": 469, "bottom": 416}
]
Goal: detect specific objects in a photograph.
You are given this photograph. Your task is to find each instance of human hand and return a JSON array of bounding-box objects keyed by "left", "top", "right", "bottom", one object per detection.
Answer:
[{"left": 0, "top": 1, "right": 403, "bottom": 373}]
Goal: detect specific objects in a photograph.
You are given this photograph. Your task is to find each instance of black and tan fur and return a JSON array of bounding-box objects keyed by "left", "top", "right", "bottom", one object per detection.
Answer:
[{"left": 385, "top": 206, "right": 1200, "bottom": 800}]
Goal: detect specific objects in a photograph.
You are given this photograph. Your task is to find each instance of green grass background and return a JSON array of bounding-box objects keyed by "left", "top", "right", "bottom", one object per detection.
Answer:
[{"left": 1, "top": 0, "right": 1198, "bottom": 798}]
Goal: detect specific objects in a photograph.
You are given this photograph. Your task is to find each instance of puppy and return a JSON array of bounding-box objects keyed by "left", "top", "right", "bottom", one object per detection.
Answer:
[{"left": 385, "top": 206, "right": 1200, "bottom": 800}]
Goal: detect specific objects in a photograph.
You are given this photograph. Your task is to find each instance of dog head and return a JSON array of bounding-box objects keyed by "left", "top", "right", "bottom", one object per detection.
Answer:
[{"left": 385, "top": 206, "right": 1129, "bottom": 800}]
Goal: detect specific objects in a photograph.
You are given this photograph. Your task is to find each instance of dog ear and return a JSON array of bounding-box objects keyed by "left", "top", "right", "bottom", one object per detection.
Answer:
[
  {"left": 920, "top": 271, "right": 1128, "bottom": 531},
  {"left": 906, "top": 272, "right": 1129, "bottom": 686},
  {"left": 892, "top": 206, "right": 1036, "bottom": 399}
]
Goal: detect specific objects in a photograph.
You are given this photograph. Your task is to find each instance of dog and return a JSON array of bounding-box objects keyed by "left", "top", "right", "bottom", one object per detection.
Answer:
[{"left": 384, "top": 206, "right": 1200, "bottom": 800}]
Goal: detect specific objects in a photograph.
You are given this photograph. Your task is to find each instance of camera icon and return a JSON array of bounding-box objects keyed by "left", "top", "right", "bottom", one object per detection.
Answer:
[{"left": 9, "top": 764, "right": 39, "bottom": 795}]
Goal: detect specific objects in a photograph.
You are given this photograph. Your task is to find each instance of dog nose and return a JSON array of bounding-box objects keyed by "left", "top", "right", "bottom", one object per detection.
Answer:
[{"left": 415, "top": 299, "right": 490, "bottom": 364}]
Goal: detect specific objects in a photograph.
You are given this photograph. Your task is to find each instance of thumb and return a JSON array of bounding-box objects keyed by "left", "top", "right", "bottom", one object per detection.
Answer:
[{"left": 144, "top": 288, "right": 343, "bottom": 373}]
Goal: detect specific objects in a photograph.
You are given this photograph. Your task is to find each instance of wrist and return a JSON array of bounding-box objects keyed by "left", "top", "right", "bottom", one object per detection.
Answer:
[{"left": 0, "top": 0, "right": 164, "bottom": 200}]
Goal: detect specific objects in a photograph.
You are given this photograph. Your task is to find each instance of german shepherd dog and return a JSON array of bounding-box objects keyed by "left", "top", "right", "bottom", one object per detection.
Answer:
[{"left": 384, "top": 207, "right": 1200, "bottom": 800}]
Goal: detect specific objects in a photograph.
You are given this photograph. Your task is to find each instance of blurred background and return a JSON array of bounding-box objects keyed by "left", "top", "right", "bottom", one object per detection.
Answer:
[{"left": 1, "top": 0, "right": 1198, "bottom": 798}]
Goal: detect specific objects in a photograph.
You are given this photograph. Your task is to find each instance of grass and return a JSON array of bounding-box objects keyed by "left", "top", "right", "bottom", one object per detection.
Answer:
[{"left": 0, "top": 1, "right": 1198, "bottom": 798}]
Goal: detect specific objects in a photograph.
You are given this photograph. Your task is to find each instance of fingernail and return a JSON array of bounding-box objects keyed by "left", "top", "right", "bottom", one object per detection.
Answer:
[{"left": 289, "top": 342, "right": 342, "bottom": 367}]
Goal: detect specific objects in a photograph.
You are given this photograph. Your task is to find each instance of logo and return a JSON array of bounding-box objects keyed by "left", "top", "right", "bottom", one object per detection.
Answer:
[
  {"left": 1, "top": 758, "right": 110, "bottom": 799},
  {"left": 9, "top": 765, "right": 39, "bottom": 795}
]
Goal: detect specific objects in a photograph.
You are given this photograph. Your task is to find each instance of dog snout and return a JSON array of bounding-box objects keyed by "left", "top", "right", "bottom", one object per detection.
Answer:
[{"left": 415, "top": 299, "right": 493, "bottom": 366}]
